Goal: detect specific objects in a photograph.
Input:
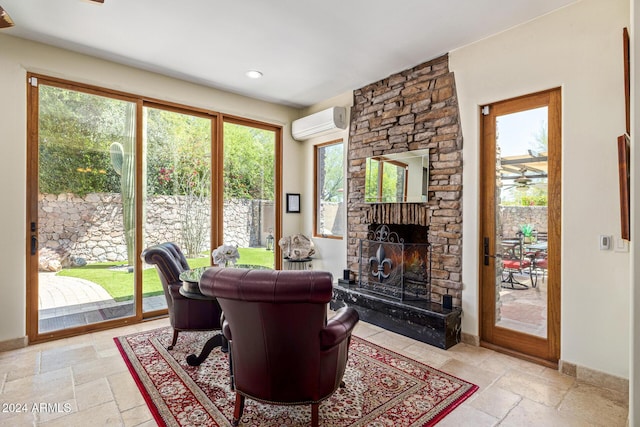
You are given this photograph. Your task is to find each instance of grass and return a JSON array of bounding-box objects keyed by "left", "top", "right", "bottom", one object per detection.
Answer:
[{"left": 56, "top": 247, "right": 275, "bottom": 301}]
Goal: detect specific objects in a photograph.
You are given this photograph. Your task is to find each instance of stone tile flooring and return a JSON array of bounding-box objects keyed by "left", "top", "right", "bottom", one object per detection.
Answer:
[{"left": 0, "top": 317, "right": 629, "bottom": 426}]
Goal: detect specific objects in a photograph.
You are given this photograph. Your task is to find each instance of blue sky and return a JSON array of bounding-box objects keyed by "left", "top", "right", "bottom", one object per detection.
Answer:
[{"left": 497, "top": 107, "right": 547, "bottom": 157}]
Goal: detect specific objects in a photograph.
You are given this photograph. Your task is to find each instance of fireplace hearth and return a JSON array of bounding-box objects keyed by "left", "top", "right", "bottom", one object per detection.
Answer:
[{"left": 332, "top": 224, "right": 461, "bottom": 350}]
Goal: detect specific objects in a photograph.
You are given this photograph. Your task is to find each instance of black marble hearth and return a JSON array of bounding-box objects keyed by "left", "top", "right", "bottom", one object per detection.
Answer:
[{"left": 331, "top": 283, "right": 461, "bottom": 349}]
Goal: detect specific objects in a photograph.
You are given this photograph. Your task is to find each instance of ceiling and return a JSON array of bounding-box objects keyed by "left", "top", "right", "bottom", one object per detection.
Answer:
[{"left": 0, "top": 0, "right": 576, "bottom": 108}]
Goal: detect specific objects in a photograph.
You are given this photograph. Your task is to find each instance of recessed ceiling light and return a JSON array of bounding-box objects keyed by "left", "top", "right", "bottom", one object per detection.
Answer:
[{"left": 245, "top": 70, "right": 263, "bottom": 79}]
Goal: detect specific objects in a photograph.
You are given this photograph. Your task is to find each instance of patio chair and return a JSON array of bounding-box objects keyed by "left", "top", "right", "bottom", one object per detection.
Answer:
[
  {"left": 141, "top": 242, "right": 222, "bottom": 350},
  {"left": 501, "top": 233, "right": 533, "bottom": 290}
]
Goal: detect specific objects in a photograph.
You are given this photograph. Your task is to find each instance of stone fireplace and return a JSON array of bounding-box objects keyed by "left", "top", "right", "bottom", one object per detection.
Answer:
[{"left": 331, "top": 54, "right": 463, "bottom": 349}]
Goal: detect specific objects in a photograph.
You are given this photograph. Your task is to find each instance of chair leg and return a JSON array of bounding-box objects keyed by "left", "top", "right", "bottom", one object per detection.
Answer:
[
  {"left": 168, "top": 329, "right": 179, "bottom": 350},
  {"left": 228, "top": 346, "right": 235, "bottom": 391},
  {"left": 233, "top": 393, "right": 245, "bottom": 426},
  {"left": 311, "top": 403, "right": 319, "bottom": 427}
]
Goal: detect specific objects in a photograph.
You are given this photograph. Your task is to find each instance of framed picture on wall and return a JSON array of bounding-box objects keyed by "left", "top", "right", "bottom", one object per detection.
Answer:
[{"left": 286, "top": 193, "right": 300, "bottom": 213}]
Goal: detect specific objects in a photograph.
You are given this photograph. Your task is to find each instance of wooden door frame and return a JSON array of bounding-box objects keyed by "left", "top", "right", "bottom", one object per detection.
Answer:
[{"left": 479, "top": 88, "right": 561, "bottom": 366}]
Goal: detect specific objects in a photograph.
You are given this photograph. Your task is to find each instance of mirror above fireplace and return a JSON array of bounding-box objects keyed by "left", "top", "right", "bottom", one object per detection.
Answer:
[{"left": 364, "top": 149, "right": 429, "bottom": 203}]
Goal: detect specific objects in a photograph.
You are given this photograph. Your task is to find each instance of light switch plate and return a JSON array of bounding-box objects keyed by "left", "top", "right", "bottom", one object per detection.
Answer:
[
  {"left": 614, "top": 237, "right": 629, "bottom": 252},
  {"left": 599, "top": 235, "right": 612, "bottom": 250}
]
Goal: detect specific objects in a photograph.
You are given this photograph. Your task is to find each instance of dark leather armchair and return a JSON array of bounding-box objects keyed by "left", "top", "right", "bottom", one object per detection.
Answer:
[
  {"left": 141, "top": 242, "right": 222, "bottom": 349},
  {"left": 199, "top": 268, "right": 359, "bottom": 427}
]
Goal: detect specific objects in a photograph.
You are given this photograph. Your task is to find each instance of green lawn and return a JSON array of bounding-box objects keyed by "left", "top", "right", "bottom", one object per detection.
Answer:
[{"left": 56, "top": 247, "right": 274, "bottom": 301}]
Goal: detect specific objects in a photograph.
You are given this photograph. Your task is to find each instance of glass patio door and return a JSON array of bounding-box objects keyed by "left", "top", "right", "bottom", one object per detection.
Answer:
[
  {"left": 141, "top": 105, "right": 214, "bottom": 313},
  {"left": 480, "top": 88, "right": 561, "bottom": 365},
  {"left": 221, "top": 119, "right": 277, "bottom": 269},
  {"left": 28, "top": 79, "right": 138, "bottom": 337}
]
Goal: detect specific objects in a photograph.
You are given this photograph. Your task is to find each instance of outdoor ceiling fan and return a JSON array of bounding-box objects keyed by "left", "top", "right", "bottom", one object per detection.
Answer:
[
  {"left": 502, "top": 173, "right": 547, "bottom": 191},
  {"left": 0, "top": 5, "right": 14, "bottom": 29}
]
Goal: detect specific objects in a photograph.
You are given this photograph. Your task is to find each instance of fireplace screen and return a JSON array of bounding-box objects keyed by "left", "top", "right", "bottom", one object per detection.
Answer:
[{"left": 358, "top": 225, "right": 431, "bottom": 301}]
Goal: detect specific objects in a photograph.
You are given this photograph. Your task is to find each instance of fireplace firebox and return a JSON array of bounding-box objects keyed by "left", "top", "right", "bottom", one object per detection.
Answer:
[{"left": 358, "top": 225, "right": 431, "bottom": 301}]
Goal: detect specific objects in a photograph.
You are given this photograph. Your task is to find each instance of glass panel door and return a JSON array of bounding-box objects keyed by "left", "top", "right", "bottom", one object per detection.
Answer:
[
  {"left": 494, "top": 107, "right": 548, "bottom": 338},
  {"left": 142, "top": 106, "right": 213, "bottom": 312},
  {"left": 222, "top": 121, "right": 276, "bottom": 269},
  {"left": 36, "top": 83, "right": 137, "bottom": 333},
  {"left": 480, "top": 88, "right": 561, "bottom": 364}
]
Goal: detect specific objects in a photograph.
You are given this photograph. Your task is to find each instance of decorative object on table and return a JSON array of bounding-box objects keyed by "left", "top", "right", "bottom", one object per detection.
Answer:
[
  {"left": 286, "top": 192, "right": 301, "bottom": 213},
  {"left": 519, "top": 223, "right": 535, "bottom": 243},
  {"left": 278, "top": 233, "right": 315, "bottom": 260},
  {"left": 212, "top": 244, "right": 240, "bottom": 267},
  {"left": 115, "top": 326, "right": 478, "bottom": 427},
  {"left": 141, "top": 242, "right": 222, "bottom": 350}
]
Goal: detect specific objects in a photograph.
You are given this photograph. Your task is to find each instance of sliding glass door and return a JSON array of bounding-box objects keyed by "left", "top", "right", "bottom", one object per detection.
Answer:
[
  {"left": 30, "top": 81, "right": 138, "bottom": 335},
  {"left": 142, "top": 105, "right": 214, "bottom": 313},
  {"left": 27, "top": 75, "right": 282, "bottom": 341},
  {"left": 222, "top": 120, "right": 277, "bottom": 269}
]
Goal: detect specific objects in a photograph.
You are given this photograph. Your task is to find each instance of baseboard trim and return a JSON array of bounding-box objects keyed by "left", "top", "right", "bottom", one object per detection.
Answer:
[
  {"left": 461, "top": 332, "right": 479, "bottom": 346},
  {"left": 464, "top": 334, "right": 629, "bottom": 395},
  {"left": 0, "top": 336, "right": 28, "bottom": 352},
  {"left": 560, "top": 360, "right": 629, "bottom": 395}
]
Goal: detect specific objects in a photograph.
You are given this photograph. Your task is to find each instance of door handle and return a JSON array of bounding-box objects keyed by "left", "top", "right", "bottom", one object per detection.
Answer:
[
  {"left": 31, "top": 235, "right": 38, "bottom": 256},
  {"left": 483, "top": 237, "right": 501, "bottom": 266}
]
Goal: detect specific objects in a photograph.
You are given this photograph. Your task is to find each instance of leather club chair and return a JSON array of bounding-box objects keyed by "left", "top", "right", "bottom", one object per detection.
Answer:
[
  {"left": 141, "top": 242, "right": 222, "bottom": 349},
  {"left": 199, "top": 267, "right": 359, "bottom": 427}
]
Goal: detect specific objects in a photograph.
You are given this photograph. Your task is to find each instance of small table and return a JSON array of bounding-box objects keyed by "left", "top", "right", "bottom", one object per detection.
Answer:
[
  {"left": 283, "top": 257, "right": 312, "bottom": 270},
  {"left": 178, "top": 266, "right": 226, "bottom": 366},
  {"left": 178, "top": 264, "right": 272, "bottom": 366}
]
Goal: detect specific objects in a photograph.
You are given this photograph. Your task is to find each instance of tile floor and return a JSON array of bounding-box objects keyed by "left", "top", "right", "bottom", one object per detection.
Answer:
[{"left": 0, "top": 317, "right": 629, "bottom": 426}]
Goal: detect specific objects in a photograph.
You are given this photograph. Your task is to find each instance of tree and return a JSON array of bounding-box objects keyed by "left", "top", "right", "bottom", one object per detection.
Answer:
[
  {"left": 223, "top": 123, "right": 275, "bottom": 200},
  {"left": 318, "top": 142, "right": 343, "bottom": 202}
]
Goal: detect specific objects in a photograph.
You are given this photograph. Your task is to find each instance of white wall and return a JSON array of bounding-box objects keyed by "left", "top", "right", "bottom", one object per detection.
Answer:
[
  {"left": 298, "top": 92, "right": 353, "bottom": 281},
  {"left": 0, "top": 34, "right": 301, "bottom": 343},
  {"left": 629, "top": 0, "right": 638, "bottom": 421},
  {"left": 451, "top": 0, "right": 630, "bottom": 378}
]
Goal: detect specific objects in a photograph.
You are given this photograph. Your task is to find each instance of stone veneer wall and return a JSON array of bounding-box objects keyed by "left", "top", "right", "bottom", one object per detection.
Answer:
[
  {"left": 347, "top": 54, "right": 463, "bottom": 305},
  {"left": 500, "top": 206, "right": 548, "bottom": 238}
]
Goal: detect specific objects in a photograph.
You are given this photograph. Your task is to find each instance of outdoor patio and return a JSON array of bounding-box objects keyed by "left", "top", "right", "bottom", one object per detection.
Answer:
[
  {"left": 38, "top": 272, "right": 165, "bottom": 333},
  {"left": 497, "top": 271, "right": 547, "bottom": 338}
]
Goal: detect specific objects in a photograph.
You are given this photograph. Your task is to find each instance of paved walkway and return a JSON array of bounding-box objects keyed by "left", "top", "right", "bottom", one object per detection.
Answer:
[
  {"left": 38, "top": 272, "right": 166, "bottom": 332},
  {"left": 39, "top": 272, "right": 113, "bottom": 310}
]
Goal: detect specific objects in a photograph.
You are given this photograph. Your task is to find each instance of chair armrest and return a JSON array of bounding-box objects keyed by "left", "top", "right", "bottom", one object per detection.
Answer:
[
  {"left": 167, "top": 283, "right": 183, "bottom": 299},
  {"left": 320, "top": 307, "right": 359, "bottom": 350},
  {"left": 221, "top": 313, "right": 232, "bottom": 340}
]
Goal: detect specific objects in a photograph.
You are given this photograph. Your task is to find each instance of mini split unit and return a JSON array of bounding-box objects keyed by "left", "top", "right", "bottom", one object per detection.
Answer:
[{"left": 291, "top": 107, "right": 347, "bottom": 141}]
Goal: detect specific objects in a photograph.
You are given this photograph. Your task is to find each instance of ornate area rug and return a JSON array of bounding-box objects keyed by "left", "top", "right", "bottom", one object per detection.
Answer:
[{"left": 114, "top": 327, "right": 477, "bottom": 426}]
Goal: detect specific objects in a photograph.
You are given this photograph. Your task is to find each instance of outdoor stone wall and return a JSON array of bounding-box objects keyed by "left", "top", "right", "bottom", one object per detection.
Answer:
[
  {"left": 500, "top": 206, "right": 548, "bottom": 238},
  {"left": 38, "top": 192, "right": 269, "bottom": 269},
  {"left": 347, "top": 54, "right": 463, "bottom": 305}
]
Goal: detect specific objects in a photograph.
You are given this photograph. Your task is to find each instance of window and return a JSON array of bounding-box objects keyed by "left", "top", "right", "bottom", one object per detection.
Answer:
[{"left": 314, "top": 140, "right": 344, "bottom": 238}]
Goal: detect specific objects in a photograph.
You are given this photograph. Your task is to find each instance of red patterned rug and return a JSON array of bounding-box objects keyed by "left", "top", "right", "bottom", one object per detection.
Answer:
[{"left": 114, "top": 327, "right": 477, "bottom": 426}]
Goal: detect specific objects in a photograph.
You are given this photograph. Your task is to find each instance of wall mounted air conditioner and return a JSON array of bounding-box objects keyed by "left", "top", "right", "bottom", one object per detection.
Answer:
[{"left": 291, "top": 106, "right": 347, "bottom": 141}]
